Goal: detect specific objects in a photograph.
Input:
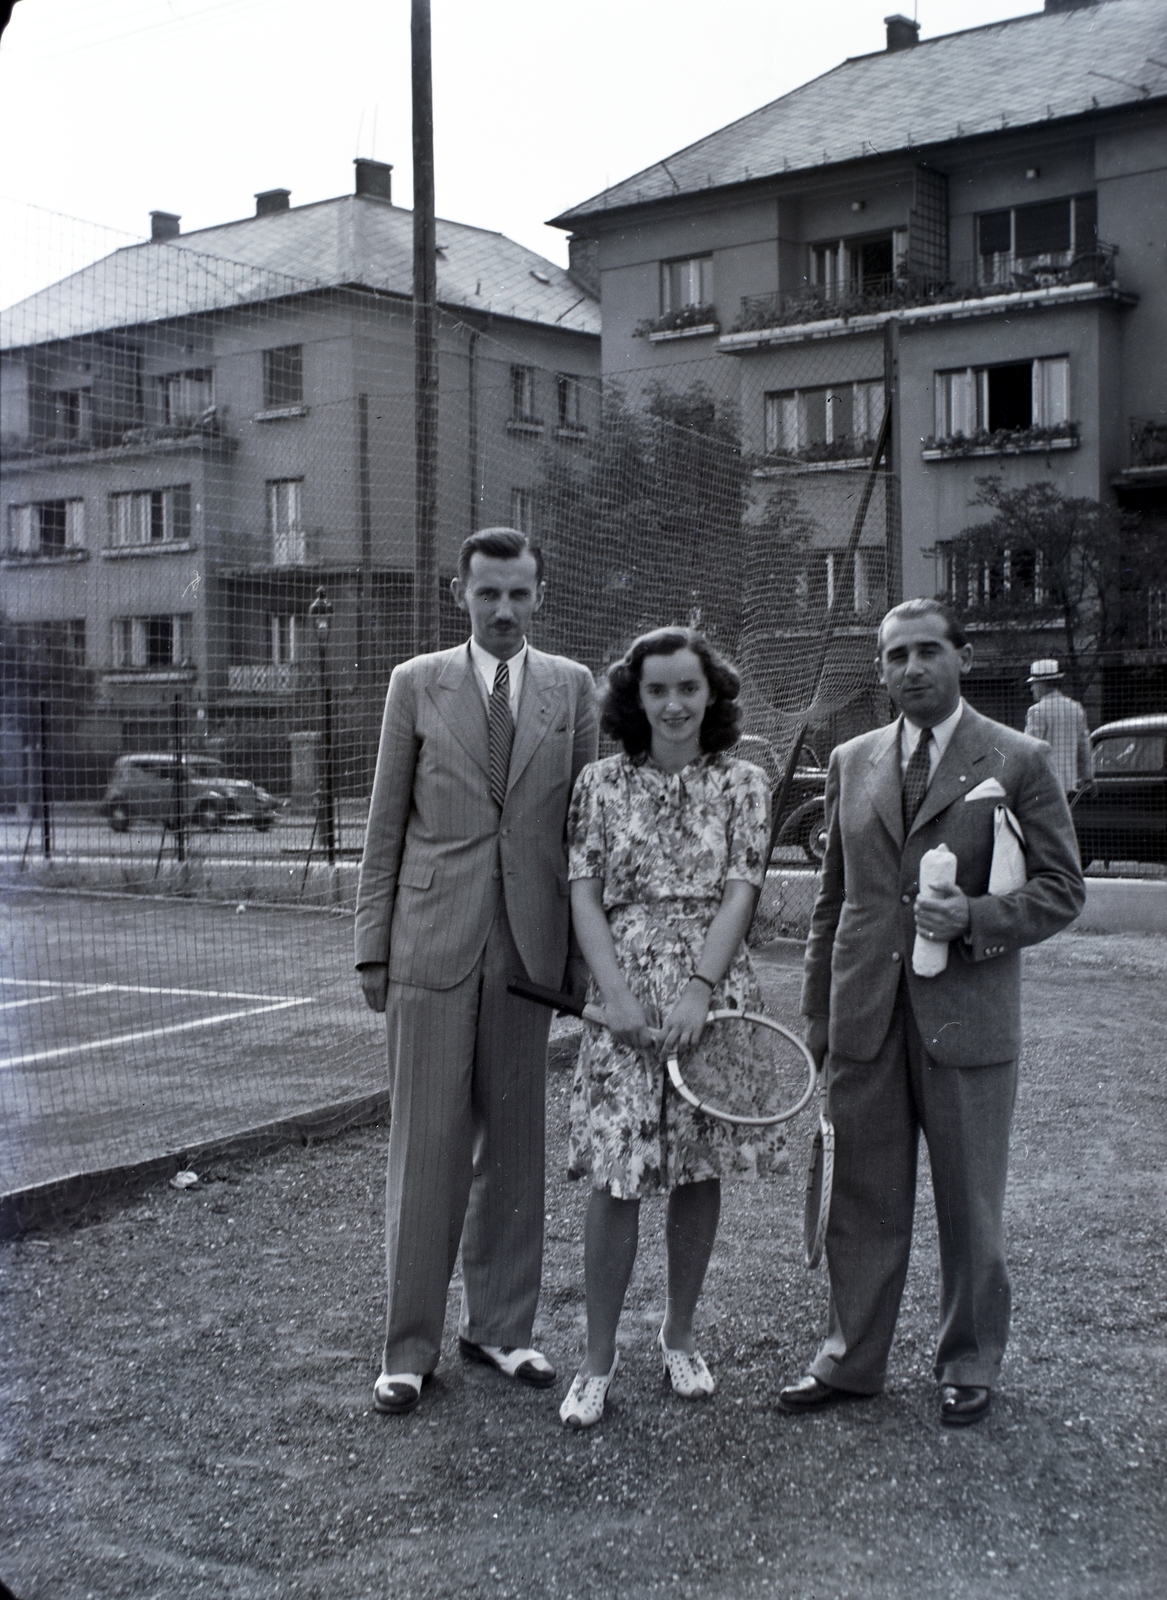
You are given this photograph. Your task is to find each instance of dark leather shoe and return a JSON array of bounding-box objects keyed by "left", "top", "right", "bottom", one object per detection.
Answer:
[
  {"left": 940, "top": 1384, "right": 991, "bottom": 1427},
  {"left": 778, "top": 1374, "right": 873, "bottom": 1413}
]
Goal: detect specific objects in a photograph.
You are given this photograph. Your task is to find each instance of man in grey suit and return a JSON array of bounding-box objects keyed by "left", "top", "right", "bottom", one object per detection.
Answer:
[
  {"left": 780, "top": 599, "right": 1085, "bottom": 1427},
  {"left": 1024, "top": 658, "right": 1093, "bottom": 799},
  {"left": 355, "top": 529, "right": 597, "bottom": 1414}
]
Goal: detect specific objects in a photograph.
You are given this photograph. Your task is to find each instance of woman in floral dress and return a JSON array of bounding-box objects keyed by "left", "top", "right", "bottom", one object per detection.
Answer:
[{"left": 558, "top": 628, "right": 782, "bottom": 1428}]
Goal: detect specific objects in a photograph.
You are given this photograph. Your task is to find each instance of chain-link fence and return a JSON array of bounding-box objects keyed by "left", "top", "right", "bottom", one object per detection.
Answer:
[{"left": 3, "top": 199, "right": 1162, "bottom": 1210}]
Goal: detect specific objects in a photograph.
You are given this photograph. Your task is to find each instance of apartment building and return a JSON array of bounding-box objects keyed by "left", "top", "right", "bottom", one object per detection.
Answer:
[
  {"left": 552, "top": 0, "right": 1166, "bottom": 721},
  {"left": 0, "top": 160, "right": 600, "bottom": 793}
]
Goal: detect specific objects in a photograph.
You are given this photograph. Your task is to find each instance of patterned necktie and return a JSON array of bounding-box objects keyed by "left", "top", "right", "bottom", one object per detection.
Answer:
[
  {"left": 902, "top": 726, "right": 933, "bottom": 832},
  {"left": 488, "top": 659, "right": 514, "bottom": 809}
]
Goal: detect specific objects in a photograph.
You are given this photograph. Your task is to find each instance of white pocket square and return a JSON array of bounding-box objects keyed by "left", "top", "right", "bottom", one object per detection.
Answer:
[{"left": 964, "top": 778, "right": 1007, "bottom": 801}]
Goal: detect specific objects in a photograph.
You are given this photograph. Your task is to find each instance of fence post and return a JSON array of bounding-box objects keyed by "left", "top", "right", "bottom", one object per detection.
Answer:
[
  {"left": 38, "top": 699, "right": 52, "bottom": 860},
  {"left": 883, "top": 316, "right": 903, "bottom": 606},
  {"left": 171, "top": 694, "right": 187, "bottom": 864},
  {"left": 309, "top": 586, "right": 337, "bottom": 868}
]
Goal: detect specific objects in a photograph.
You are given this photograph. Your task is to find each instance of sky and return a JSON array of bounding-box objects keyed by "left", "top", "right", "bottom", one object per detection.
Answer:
[{"left": 0, "top": 0, "right": 1044, "bottom": 308}]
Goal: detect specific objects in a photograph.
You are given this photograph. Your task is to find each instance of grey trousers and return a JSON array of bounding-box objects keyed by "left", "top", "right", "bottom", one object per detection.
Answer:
[
  {"left": 810, "top": 982, "right": 1018, "bottom": 1394},
  {"left": 381, "top": 908, "right": 553, "bottom": 1376}
]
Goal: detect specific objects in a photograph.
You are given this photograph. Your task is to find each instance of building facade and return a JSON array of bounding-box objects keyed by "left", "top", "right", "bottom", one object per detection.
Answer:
[
  {"left": 552, "top": 0, "right": 1167, "bottom": 724},
  {"left": 0, "top": 162, "right": 600, "bottom": 799}
]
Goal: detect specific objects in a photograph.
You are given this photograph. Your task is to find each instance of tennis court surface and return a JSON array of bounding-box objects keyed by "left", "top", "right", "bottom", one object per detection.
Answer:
[{"left": 0, "top": 889, "right": 384, "bottom": 1197}]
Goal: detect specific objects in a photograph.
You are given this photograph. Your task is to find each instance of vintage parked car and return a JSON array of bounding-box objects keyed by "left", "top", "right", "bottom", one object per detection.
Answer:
[
  {"left": 101, "top": 755, "right": 281, "bottom": 833},
  {"left": 737, "top": 735, "right": 828, "bottom": 864},
  {"left": 1071, "top": 714, "right": 1167, "bottom": 866}
]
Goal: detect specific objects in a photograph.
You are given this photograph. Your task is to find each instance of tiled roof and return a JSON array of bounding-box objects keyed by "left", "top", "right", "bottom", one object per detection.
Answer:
[
  {"left": 552, "top": 0, "right": 1167, "bottom": 225},
  {"left": 1, "top": 195, "right": 600, "bottom": 350}
]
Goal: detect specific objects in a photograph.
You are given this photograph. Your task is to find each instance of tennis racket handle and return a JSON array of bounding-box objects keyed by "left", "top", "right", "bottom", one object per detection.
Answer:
[{"left": 506, "top": 976, "right": 606, "bottom": 1028}]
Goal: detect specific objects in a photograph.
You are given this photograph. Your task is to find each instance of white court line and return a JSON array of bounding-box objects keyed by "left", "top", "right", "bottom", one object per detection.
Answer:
[
  {"left": 0, "top": 978, "right": 306, "bottom": 1003},
  {"left": 0, "top": 998, "right": 313, "bottom": 1070},
  {"left": 0, "top": 983, "right": 113, "bottom": 1012},
  {"left": 0, "top": 995, "right": 60, "bottom": 1012}
]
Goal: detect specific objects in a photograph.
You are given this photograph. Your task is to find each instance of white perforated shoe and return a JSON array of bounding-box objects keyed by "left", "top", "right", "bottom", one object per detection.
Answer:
[
  {"left": 659, "top": 1328, "right": 716, "bottom": 1398},
  {"left": 559, "top": 1350, "right": 619, "bottom": 1429}
]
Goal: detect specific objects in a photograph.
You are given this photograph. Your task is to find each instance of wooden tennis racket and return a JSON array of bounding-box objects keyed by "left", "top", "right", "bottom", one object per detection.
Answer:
[
  {"left": 507, "top": 977, "right": 817, "bottom": 1129},
  {"left": 803, "top": 1098, "right": 835, "bottom": 1270},
  {"left": 509, "top": 975, "right": 833, "bottom": 1267}
]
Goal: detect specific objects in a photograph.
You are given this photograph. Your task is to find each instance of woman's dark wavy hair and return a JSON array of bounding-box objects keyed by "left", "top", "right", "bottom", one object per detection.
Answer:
[{"left": 601, "top": 627, "right": 743, "bottom": 762}]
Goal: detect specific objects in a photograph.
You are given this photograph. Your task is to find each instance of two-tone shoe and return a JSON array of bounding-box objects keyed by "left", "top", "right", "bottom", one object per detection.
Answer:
[{"left": 458, "top": 1338, "right": 556, "bottom": 1388}]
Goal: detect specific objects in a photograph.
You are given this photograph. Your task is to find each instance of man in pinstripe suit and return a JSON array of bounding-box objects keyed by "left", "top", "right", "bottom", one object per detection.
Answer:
[{"left": 356, "top": 529, "right": 598, "bottom": 1414}]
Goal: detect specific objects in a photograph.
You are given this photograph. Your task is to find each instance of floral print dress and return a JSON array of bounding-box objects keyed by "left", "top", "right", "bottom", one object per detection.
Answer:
[{"left": 566, "top": 751, "right": 787, "bottom": 1198}]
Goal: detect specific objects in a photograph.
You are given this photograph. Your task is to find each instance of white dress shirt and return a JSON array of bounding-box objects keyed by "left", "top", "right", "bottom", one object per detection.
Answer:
[
  {"left": 900, "top": 699, "right": 964, "bottom": 782},
  {"left": 468, "top": 636, "right": 527, "bottom": 715}
]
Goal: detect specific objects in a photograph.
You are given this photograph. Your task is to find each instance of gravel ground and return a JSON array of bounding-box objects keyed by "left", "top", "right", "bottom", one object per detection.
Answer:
[{"left": 1, "top": 932, "right": 1164, "bottom": 1600}]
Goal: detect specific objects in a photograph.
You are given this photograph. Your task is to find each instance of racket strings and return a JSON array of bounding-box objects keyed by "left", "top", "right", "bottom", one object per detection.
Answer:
[{"left": 672, "top": 1011, "right": 816, "bottom": 1127}]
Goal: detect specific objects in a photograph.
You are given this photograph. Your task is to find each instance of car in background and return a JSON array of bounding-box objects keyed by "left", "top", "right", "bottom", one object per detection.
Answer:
[
  {"left": 101, "top": 755, "right": 281, "bottom": 833},
  {"left": 738, "top": 735, "right": 828, "bottom": 864},
  {"left": 1071, "top": 714, "right": 1167, "bottom": 866}
]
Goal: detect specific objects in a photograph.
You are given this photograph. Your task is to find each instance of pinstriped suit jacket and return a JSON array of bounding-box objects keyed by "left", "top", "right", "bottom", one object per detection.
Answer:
[{"left": 354, "top": 642, "right": 598, "bottom": 991}]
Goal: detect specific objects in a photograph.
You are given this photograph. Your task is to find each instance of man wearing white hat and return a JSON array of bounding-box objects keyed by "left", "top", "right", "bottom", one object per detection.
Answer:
[{"left": 1024, "top": 660, "right": 1093, "bottom": 798}]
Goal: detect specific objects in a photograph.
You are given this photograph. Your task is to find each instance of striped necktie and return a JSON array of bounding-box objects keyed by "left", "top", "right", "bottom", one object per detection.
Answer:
[
  {"left": 488, "top": 660, "right": 514, "bottom": 809},
  {"left": 902, "top": 726, "right": 933, "bottom": 832}
]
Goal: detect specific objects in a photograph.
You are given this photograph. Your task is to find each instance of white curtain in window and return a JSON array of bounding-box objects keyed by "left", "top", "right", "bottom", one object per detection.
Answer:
[
  {"left": 664, "top": 257, "right": 711, "bottom": 312},
  {"left": 269, "top": 481, "right": 304, "bottom": 565},
  {"left": 510, "top": 488, "right": 533, "bottom": 534},
  {"left": 1033, "top": 357, "right": 1070, "bottom": 426},
  {"left": 270, "top": 615, "right": 299, "bottom": 664},
  {"left": 65, "top": 500, "right": 85, "bottom": 549},
  {"left": 173, "top": 615, "right": 191, "bottom": 663},
  {"left": 8, "top": 505, "right": 33, "bottom": 553},
  {"left": 935, "top": 370, "right": 977, "bottom": 437},
  {"left": 110, "top": 492, "right": 148, "bottom": 546}
]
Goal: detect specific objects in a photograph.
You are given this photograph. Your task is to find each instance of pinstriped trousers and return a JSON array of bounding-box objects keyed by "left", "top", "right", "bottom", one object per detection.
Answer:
[
  {"left": 381, "top": 905, "right": 553, "bottom": 1376},
  {"left": 810, "top": 981, "right": 1018, "bottom": 1394}
]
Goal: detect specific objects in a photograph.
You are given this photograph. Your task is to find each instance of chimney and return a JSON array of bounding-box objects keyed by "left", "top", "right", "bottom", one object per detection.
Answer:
[
  {"left": 150, "top": 211, "right": 181, "bottom": 241},
  {"left": 354, "top": 159, "right": 394, "bottom": 202},
  {"left": 884, "top": 13, "right": 920, "bottom": 51},
  {"left": 255, "top": 188, "right": 291, "bottom": 217},
  {"left": 567, "top": 235, "right": 600, "bottom": 298}
]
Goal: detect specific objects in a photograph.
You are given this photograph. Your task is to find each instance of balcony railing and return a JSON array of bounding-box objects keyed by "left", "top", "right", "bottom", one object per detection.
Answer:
[
  {"left": 732, "top": 246, "right": 1119, "bottom": 333},
  {"left": 221, "top": 528, "right": 327, "bottom": 569},
  {"left": 1, "top": 408, "right": 227, "bottom": 462},
  {"left": 1130, "top": 417, "right": 1167, "bottom": 469},
  {"left": 227, "top": 663, "right": 312, "bottom": 694}
]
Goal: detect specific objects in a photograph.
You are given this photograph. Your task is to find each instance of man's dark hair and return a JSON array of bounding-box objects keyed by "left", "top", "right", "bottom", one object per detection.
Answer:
[
  {"left": 877, "top": 597, "right": 967, "bottom": 652},
  {"left": 457, "top": 527, "right": 544, "bottom": 584},
  {"left": 601, "top": 627, "right": 743, "bottom": 762}
]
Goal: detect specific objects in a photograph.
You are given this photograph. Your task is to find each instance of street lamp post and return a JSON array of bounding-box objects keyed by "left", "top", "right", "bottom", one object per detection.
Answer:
[{"left": 308, "top": 586, "right": 337, "bottom": 868}]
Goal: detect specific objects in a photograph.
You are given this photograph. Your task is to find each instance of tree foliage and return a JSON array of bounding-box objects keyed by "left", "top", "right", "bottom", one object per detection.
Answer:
[
  {"left": 535, "top": 380, "right": 750, "bottom": 671},
  {"left": 944, "top": 479, "right": 1159, "bottom": 697}
]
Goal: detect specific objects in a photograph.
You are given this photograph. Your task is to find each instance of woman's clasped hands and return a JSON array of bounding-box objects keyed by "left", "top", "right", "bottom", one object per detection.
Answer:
[{"left": 597, "top": 981, "right": 712, "bottom": 1057}]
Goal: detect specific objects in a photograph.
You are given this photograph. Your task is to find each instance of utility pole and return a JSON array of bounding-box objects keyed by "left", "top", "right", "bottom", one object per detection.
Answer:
[
  {"left": 412, "top": 0, "right": 440, "bottom": 654},
  {"left": 883, "top": 316, "right": 903, "bottom": 606}
]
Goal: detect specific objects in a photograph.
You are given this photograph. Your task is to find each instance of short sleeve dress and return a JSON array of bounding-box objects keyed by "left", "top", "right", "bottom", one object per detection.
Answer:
[{"left": 566, "top": 751, "right": 787, "bottom": 1199}]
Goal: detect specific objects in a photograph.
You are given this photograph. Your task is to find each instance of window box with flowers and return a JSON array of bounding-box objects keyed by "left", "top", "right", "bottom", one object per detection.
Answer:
[
  {"left": 921, "top": 421, "right": 1080, "bottom": 461},
  {"left": 636, "top": 303, "right": 720, "bottom": 341}
]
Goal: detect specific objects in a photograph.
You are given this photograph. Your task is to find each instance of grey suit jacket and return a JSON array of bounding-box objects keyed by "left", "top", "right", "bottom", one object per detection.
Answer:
[
  {"left": 354, "top": 643, "right": 598, "bottom": 991},
  {"left": 801, "top": 702, "right": 1085, "bottom": 1068}
]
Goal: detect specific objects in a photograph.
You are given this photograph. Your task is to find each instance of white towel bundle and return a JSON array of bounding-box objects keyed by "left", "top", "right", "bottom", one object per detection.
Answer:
[{"left": 913, "top": 843, "right": 957, "bottom": 976}]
